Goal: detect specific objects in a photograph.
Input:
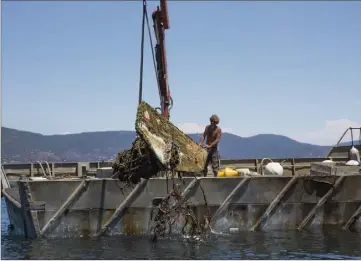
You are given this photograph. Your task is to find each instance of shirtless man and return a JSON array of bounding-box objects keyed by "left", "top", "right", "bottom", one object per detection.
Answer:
[{"left": 199, "top": 114, "right": 222, "bottom": 177}]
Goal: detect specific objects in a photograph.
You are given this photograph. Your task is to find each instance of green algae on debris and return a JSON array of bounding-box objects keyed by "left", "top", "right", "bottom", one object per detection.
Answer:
[
  {"left": 135, "top": 101, "right": 207, "bottom": 173},
  {"left": 112, "top": 102, "right": 207, "bottom": 183}
]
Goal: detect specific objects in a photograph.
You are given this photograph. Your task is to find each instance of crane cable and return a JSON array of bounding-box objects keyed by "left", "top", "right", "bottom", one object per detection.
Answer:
[
  {"left": 138, "top": 0, "right": 146, "bottom": 105},
  {"left": 138, "top": 0, "right": 173, "bottom": 113},
  {"left": 138, "top": 0, "right": 159, "bottom": 105},
  {"left": 144, "top": 1, "right": 161, "bottom": 100}
]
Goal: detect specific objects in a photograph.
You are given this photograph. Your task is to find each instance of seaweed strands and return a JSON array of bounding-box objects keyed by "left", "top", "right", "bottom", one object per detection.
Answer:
[
  {"left": 149, "top": 181, "right": 211, "bottom": 242},
  {"left": 112, "top": 138, "right": 162, "bottom": 184}
]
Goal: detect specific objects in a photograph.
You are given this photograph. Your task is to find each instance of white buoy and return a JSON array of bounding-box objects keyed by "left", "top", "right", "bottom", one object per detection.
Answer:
[
  {"left": 346, "top": 160, "right": 360, "bottom": 166},
  {"left": 260, "top": 158, "right": 284, "bottom": 176},
  {"left": 349, "top": 146, "right": 360, "bottom": 162},
  {"left": 264, "top": 162, "right": 284, "bottom": 175}
]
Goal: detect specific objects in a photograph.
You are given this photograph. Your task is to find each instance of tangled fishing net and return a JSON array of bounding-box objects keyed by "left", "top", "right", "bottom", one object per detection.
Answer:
[
  {"left": 112, "top": 138, "right": 161, "bottom": 184},
  {"left": 148, "top": 183, "right": 211, "bottom": 241}
]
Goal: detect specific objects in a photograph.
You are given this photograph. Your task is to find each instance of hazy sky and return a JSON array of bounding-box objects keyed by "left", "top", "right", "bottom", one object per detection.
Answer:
[{"left": 2, "top": 1, "right": 361, "bottom": 145}]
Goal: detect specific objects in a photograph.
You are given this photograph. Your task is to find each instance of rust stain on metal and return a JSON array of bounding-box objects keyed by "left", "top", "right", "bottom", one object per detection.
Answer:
[
  {"left": 123, "top": 210, "right": 141, "bottom": 235},
  {"left": 102, "top": 210, "right": 115, "bottom": 227}
]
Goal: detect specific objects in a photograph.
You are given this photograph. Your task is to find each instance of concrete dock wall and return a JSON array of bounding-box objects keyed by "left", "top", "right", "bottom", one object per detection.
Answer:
[
  {"left": 7, "top": 175, "right": 361, "bottom": 238},
  {"left": 2, "top": 157, "right": 347, "bottom": 180}
]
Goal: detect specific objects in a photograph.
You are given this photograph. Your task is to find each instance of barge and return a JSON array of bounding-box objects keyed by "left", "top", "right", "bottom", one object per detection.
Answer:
[{"left": 1, "top": 127, "right": 360, "bottom": 239}]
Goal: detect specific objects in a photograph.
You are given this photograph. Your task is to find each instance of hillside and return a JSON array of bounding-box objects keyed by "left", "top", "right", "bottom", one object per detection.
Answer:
[{"left": 1, "top": 126, "right": 332, "bottom": 163}]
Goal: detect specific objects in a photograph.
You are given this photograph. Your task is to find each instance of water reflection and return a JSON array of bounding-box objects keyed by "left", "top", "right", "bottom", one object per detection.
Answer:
[{"left": 2, "top": 198, "right": 361, "bottom": 260}]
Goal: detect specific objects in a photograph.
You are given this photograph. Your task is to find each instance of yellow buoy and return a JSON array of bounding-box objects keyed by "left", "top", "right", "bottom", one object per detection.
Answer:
[
  {"left": 224, "top": 167, "right": 239, "bottom": 177},
  {"left": 217, "top": 170, "right": 225, "bottom": 177}
]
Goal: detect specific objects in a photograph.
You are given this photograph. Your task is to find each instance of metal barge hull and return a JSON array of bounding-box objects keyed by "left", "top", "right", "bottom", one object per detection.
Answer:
[
  {"left": 3, "top": 174, "right": 361, "bottom": 239},
  {"left": 2, "top": 127, "right": 360, "bottom": 238}
]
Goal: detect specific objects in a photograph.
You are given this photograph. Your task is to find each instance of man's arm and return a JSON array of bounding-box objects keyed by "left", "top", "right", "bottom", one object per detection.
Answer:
[
  {"left": 199, "top": 126, "right": 208, "bottom": 146},
  {"left": 208, "top": 127, "right": 222, "bottom": 148}
]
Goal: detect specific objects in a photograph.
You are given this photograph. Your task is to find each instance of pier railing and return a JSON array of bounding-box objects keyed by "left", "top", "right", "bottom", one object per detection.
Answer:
[{"left": 1, "top": 157, "right": 348, "bottom": 179}]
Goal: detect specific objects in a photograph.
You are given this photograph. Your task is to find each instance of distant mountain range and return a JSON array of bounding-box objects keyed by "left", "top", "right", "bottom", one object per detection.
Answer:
[{"left": 1, "top": 126, "right": 342, "bottom": 164}]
